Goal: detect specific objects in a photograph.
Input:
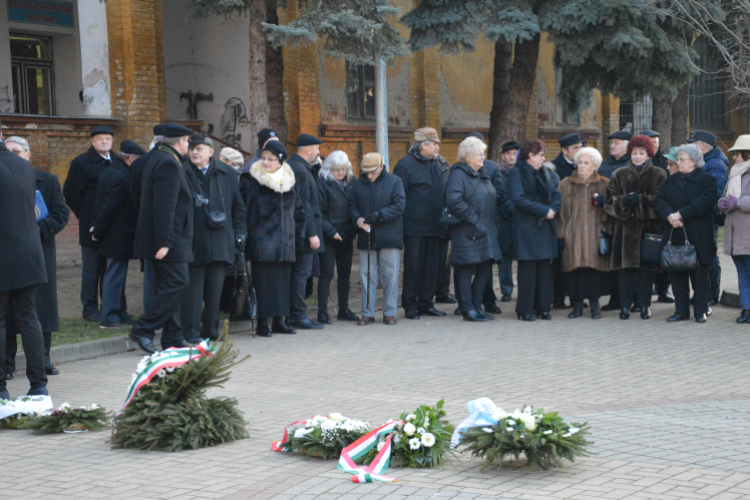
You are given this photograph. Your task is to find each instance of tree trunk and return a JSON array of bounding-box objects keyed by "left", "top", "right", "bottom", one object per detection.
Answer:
[
  {"left": 496, "top": 35, "right": 541, "bottom": 146},
  {"left": 265, "top": 1, "right": 288, "bottom": 143},
  {"left": 671, "top": 82, "right": 690, "bottom": 148},
  {"left": 652, "top": 95, "right": 674, "bottom": 152},
  {"left": 488, "top": 41, "right": 513, "bottom": 162},
  {"left": 248, "top": 0, "right": 270, "bottom": 148}
]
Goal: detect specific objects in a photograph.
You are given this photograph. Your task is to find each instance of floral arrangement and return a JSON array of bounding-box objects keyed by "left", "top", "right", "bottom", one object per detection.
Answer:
[
  {"left": 360, "top": 400, "right": 454, "bottom": 468},
  {"left": 458, "top": 406, "right": 592, "bottom": 471},
  {"left": 276, "top": 413, "right": 370, "bottom": 459},
  {"left": 21, "top": 403, "right": 110, "bottom": 434},
  {"left": 0, "top": 395, "right": 53, "bottom": 429}
]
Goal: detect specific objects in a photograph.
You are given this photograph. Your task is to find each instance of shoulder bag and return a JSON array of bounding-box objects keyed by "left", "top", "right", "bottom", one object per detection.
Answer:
[
  {"left": 598, "top": 230, "right": 613, "bottom": 256},
  {"left": 661, "top": 227, "right": 698, "bottom": 272}
]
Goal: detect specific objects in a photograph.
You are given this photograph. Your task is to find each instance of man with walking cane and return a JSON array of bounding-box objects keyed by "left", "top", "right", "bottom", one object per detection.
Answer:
[{"left": 348, "top": 153, "right": 405, "bottom": 326}]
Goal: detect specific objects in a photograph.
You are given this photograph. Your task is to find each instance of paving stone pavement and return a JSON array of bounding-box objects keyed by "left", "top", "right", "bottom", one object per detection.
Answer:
[{"left": 5, "top": 255, "right": 750, "bottom": 500}]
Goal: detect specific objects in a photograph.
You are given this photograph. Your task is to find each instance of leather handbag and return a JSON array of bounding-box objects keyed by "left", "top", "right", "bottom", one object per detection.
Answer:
[
  {"left": 204, "top": 174, "right": 227, "bottom": 229},
  {"left": 640, "top": 233, "right": 664, "bottom": 263},
  {"left": 661, "top": 227, "right": 698, "bottom": 272},
  {"left": 598, "top": 231, "right": 613, "bottom": 256}
]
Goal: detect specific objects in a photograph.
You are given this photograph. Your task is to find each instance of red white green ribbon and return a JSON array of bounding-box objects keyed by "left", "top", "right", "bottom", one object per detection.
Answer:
[
  {"left": 271, "top": 416, "right": 327, "bottom": 452},
  {"left": 117, "top": 340, "right": 214, "bottom": 416},
  {"left": 337, "top": 420, "right": 404, "bottom": 483}
]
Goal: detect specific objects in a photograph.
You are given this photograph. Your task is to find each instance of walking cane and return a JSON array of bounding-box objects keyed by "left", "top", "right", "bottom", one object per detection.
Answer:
[{"left": 366, "top": 227, "right": 371, "bottom": 312}]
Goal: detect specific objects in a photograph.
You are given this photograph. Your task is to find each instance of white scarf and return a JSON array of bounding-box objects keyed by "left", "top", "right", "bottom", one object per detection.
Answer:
[
  {"left": 727, "top": 159, "right": 750, "bottom": 198},
  {"left": 266, "top": 167, "right": 285, "bottom": 186}
]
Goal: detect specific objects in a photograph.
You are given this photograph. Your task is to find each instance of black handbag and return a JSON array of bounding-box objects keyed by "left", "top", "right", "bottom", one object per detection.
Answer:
[
  {"left": 204, "top": 172, "right": 227, "bottom": 229},
  {"left": 440, "top": 178, "right": 477, "bottom": 227},
  {"left": 229, "top": 244, "right": 258, "bottom": 326},
  {"left": 598, "top": 231, "right": 613, "bottom": 256},
  {"left": 640, "top": 233, "right": 664, "bottom": 263},
  {"left": 661, "top": 227, "right": 698, "bottom": 272}
]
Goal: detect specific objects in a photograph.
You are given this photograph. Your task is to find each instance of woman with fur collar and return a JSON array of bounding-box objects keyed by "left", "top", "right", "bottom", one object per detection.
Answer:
[{"left": 240, "top": 141, "right": 306, "bottom": 337}]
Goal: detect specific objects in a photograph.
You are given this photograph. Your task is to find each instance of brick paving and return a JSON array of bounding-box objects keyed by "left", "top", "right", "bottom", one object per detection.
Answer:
[{"left": 4, "top": 255, "right": 750, "bottom": 500}]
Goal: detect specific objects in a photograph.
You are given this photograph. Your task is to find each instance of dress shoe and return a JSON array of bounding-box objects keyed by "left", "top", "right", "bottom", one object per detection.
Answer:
[
  {"left": 710, "top": 298, "right": 719, "bottom": 306},
  {"left": 640, "top": 307, "right": 651, "bottom": 319},
  {"left": 45, "top": 365, "right": 59, "bottom": 376},
  {"left": 317, "top": 311, "right": 333, "bottom": 325},
  {"left": 256, "top": 319, "right": 272, "bottom": 337},
  {"left": 619, "top": 308, "right": 630, "bottom": 320},
  {"left": 536, "top": 311, "right": 552, "bottom": 320},
  {"left": 501, "top": 294, "right": 512, "bottom": 302},
  {"left": 517, "top": 313, "right": 535, "bottom": 321},
  {"left": 405, "top": 310, "right": 420, "bottom": 320},
  {"left": 478, "top": 310, "right": 495, "bottom": 320},
  {"left": 420, "top": 306, "right": 447, "bottom": 317},
  {"left": 272, "top": 318, "right": 297, "bottom": 334},
  {"left": 383, "top": 316, "right": 397, "bottom": 326},
  {"left": 652, "top": 288, "right": 659, "bottom": 295},
  {"left": 657, "top": 292, "right": 675, "bottom": 303},
  {"left": 695, "top": 314, "right": 708, "bottom": 323},
  {"left": 552, "top": 301, "right": 567, "bottom": 309},
  {"left": 5, "top": 372, "right": 13, "bottom": 380},
  {"left": 630, "top": 305, "right": 641, "bottom": 313},
  {"left": 435, "top": 295, "right": 457, "bottom": 304},
  {"left": 337, "top": 309, "right": 360, "bottom": 322},
  {"left": 357, "top": 316, "right": 375, "bottom": 326},
  {"left": 463, "top": 310, "right": 487, "bottom": 322},
  {"left": 484, "top": 304, "right": 503, "bottom": 314},
  {"left": 292, "top": 318, "right": 324, "bottom": 330},
  {"left": 602, "top": 302, "right": 620, "bottom": 311},
  {"left": 706, "top": 307, "right": 713, "bottom": 317},
  {"left": 162, "top": 339, "right": 193, "bottom": 350},
  {"left": 27, "top": 387, "right": 49, "bottom": 396},
  {"left": 737, "top": 310, "right": 750, "bottom": 324},
  {"left": 454, "top": 307, "right": 462, "bottom": 316},
  {"left": 128, "top": 332, "right": 157, "bottom": 354},
  {"left": 568, "top": 300, "right": 583, "bottom": 319},
  {"left": 0, "top": 389, "right": 9, "bottom": 400},
  {"left": 83, "top": 313, "right": 101, "bottom": 323},
  {"left": 590, "top": 300, "right": 602, "bottom": 319},
  {"left": 100, "top": 321, "right": 129, "bottom": 329},
  {"left": 667, "top": 313, "right": 690, "bottom": 322}
]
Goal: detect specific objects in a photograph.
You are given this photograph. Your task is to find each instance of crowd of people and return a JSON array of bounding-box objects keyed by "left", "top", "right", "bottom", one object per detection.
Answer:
[{"left": 2, "top": 117, "right": 750, "bottom": 398}]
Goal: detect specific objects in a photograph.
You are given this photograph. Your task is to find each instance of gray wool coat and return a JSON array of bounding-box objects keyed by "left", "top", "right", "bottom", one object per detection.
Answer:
[{"left": 723, "top": 169, "right": 750, "bottom": 256}]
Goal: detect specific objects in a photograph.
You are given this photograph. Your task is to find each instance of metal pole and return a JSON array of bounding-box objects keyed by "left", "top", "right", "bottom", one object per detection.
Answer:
[{"left": 375, "top": 58, "right": 389, "bottom": 167}]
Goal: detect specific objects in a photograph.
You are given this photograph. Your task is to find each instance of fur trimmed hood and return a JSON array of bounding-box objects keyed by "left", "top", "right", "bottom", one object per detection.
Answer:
[{"left": 249, "top": 160, "right": 296, "bottom": 193}]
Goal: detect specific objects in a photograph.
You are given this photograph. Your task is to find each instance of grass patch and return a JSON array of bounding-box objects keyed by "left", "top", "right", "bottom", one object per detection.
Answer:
[{"left": 52, "top": 318, "right": 129, "bottom": 347}]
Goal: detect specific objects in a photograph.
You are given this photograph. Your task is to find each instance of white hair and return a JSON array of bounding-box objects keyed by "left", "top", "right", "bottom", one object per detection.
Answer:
[
  {"left": 574, "top": 147, "right": 603, "bottom": 168},
  {"left": 457, "top": 137, "right": 487, "bottom": 163},
  {"left": 676, "top": 144, "right": 705, "bottom": 168},
  {"left": 319, "top": 150, "right": 353, "bottom": 181},
  {"left": 5, "top": 136, "right": 29, "bottom": 151}
]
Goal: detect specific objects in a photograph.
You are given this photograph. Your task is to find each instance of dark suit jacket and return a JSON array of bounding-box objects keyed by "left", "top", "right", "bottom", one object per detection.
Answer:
[
  {"left": 93, "top": 158, "right": 138, "bottom": 260},
  {"left": 63, "top": 146, "right": 112, "bottom": 247},
  {"left": 287, "top": 153, "right": 325, "bottom": 254}
]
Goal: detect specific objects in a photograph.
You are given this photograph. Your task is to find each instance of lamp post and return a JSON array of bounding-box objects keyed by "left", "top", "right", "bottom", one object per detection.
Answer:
[{"left": 375, "top": 58, "right": 389, "bottom": 168}]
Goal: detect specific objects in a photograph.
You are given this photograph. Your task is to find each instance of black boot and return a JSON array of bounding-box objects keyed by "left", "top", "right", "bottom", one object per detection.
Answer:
[
  {"left": 590, "top": 300, "right": 601, "bottom": 319},
  {"left": 256, "top": 318, "right": 272, "bottom": 337},
  {"left": 317, "top": 311, "right": 332, "bottom": 325},
  {"left": 620, "top": 307, "right": 630, "bottom": 320},
  {"left": 738, "top": 310, "right": 750, "bottom": 324},
  {"left": 272, "top": 317, "right": 296, "bottom": 334},
  {"left": 463, "top": 310, "right": 488, "bottom": 322},
  {"left": 568, "top": 300, "right": 583, "bottom": 319}
]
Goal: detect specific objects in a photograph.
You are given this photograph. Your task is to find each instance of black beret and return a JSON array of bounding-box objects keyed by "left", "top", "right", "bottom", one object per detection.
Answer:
[
  {"left": 559, "top": 133, "right": 583, "bottom": 148},
  {"left": 296, "top": 133, "right": 323, "bottom": 147},
  {"left": 640, "top": 129, "right": 661, "bottom": 138},
  {"left": 608, "top": 130, "right": 633, "bottom": 141},
  {"left": 687, "top": 130, "right": 717, "bottom": 146},
  {"left": 163, "top": 122, "right": 194, "bottom": 138},
  {"left": 188, "top": 133, "right": 214, "bottom": 149},
  {"left": 90, "top": 125, "right": 114, "bottom": 137},
  {"left": 263, "top": 140, "right": 289, "bottom": 162},
  {"left": 466, "top": 132, "right": 484, "bottom": 141},
  {"left": 153, "top": 124, "right": 165, "bottom": 136},
  {"left": 501, "top": 140, "right": 520, "bottom": 153},
  {"left": 119, "top": 140, "right": 146, "bottom": 156},
  {"left": 258, "top": 128, "right": 278, "bottom": 149}
]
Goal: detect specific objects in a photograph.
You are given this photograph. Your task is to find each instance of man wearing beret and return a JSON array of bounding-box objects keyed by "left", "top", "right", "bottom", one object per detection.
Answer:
[
  {"left": 63, "top": 125, "right": 115, "bottom": 323},
  {"left": 394, "top": 127, "right": 446, "bottom": 320},
  {"left": 548, "top": 133, "right": 583, "bottom": 181},
  {"left": 286, "top": 133, "right": 326, "bottom": 330},
  {"left": 91, "top": 140, "right": 144, "bottom": 328},
  {"left": 130, "top": 123, "right": 196, "bottom": 354},
  {"left": 496, "top": 141, "right": 520, "bottom": 303},
  {"left": 598, "top": 130, "right": 632, "bottom": 179}
]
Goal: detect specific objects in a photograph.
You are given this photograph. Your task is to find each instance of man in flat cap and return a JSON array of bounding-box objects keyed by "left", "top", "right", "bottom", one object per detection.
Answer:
[
  {"left": 495, "top": 140, "right": 520, "bottom": 303},
  {"left": 598, "top": 130, "right": 632, "bottom": 179},
  {"left": 286, "top": 133, "right": 325, "bottom": 330},
  {"left": 548, "top": 133, "right": 583, "bottom": 181},
  {"left": 688, "top": 130, "right": 729, "bottom": 306},
  {"left": 63, "top": 125, "right": 116, "bottom": 323},
  {"left": 641, "top": 130, "right": 668, "bottom": 171},
  {"left": 393, "top": 127, "right": 446, "bottom": 320},
  {"left": 182, "top": 133, "right": 246, "bottom": 342},
  {"left": 130, "top": 123, "right": 196, "bottom": 353}
]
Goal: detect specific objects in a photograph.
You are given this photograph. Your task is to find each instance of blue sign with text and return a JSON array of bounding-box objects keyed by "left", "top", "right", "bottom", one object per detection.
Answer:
[{"left": 7, "top": 0, "right": 74, "bottom": 28}]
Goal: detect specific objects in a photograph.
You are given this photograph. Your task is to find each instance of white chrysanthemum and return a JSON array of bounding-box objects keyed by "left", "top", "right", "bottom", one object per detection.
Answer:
[
  {"left": 312, "top": 415, "right": 326, "bottom": 423},
  {"left": 506, "top": 427, "right": 514, "bottom": 432},
  {"left": 328, "top": 412, "right": 344, "bottom": 422},
  {"left": 409, "top": 437, "right": 421, "bottom": 450},
  {"left": 377, "top": 442, "right": 385, "bottom": 452},
  {"left": 417, "top": 427, "right": 426, "bottom": 435},
  {"left": 563, "top": 433, "right": 571, "bottom": 438},
  {"left": 543, "top": 430, "right": 553, "bottom": 435},
  {"left": 569, "top": 427, "right": 579, "bottom": 435},
  {"left": 424, "top": 417, "right": 429, "bottom": 428},
  {"left": 404, "top": 423, "right": 416, "bottom": 436},
  {"left": 483, "top": 428, "right": 493, "bottom": 433},
  {"left": 405, "top": 414, "right": 416, "bottom": 421},
  {"left": 519, "top": 414, "right": 536, "bottom": 431},
  {"left": 421, "top": 433, "right": 436, "bottom": 448},
  {"left": 321, "top": 419, "right": 336, "bottom": 431},
  {"left": 294, "top": 428, "right": 313, "bottom": 438}
]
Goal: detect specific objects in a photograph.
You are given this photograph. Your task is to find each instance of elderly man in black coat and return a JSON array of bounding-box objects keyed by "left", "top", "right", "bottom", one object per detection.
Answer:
[
  {"left": 286, "top": 133, "right": 326, "bottom": 330},
  {"left": 91, "top": 140, "right": 145, "bottom": 328},
  {"left": 130, "top": 123, "right": 195, "bottom": 354},
  {"left": 4, "top": 136, "right": 69, "bottom": 379},
  {"left": 182, "top": 134, "right": 247, "bottom": 342},
  {"left": 63, "top": 125, "right": 115, "bottom": 322},
  {"left": 0, "top": 128, "right": 49, "bottom": 399},
  {"left": 394, "top": 127, "right": 446, "bottom": 319}
]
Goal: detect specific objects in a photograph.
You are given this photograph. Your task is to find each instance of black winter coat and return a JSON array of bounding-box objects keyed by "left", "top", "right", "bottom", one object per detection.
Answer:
[
  {"left": 92, "top": 158, "right": 137, "bottom": 260},
  {"left": 598, "top": 154, "right": 630, "bottom": 179},
  {"left": 241, "top": 160, "right": 305, "bottom": 263},
  {"left": 652, "top": 151, "right": 668, "bottom": 172},
  {"left": 507, "top": 161, "right": 562, "bottom": 261},
  {"left": 287, "top": 153, "right": 325, "bottom": 254},
  {"left": 393, "top": 148, "right": 444, "bottom": 237},
  {"left": 184, "top": 158, "right": 247, "bottom": 266},
  {"left": 0, "top": 142, "right": 47, "bottom": 293},
  {"left": 446, "top": 163, "right": 502, "bottom": 266},
  {"left": 497, "top": 162, "right": 515, "bottom": 255},
  {"left": 318, "top": 175, "right": 355, "bottom": 240},
  {"left": 654, "top": 168, "right": 717, "bottom": 266},
  {"left": 550, "top": 152, "right": 577, "bottom": 180},
  {"left": 130, "top": 146, "right": 157, "bottom": 209},
  {"left": 348, "top": 168, "right": 406, "bottom": 251},
  {"left": 133, "top": 144, "right": 195, "bottom": 263},
  {"left": 63, "top": 146, "right": 113, "bottom": 247}
]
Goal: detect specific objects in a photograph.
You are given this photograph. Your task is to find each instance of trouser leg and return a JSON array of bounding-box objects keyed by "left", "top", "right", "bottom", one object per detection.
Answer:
[
  {"left": 516, "top": 260, "right": 537, "bottom": 315},
  {"left": 132, "top": 261, "right": 189, "bottom": 344},
  {"left": 671, "top": 271, "right": 691, "bottom": 316},
  {"left": 335, "top": 239, "right": 354, "bottom": 311},
  {"left": 80, "top": 246, "right": 103, "bottom": 317},
  {"left": 535, "top": 259, "right": 553, "bottom": 313},
  {"left": 5, "top": 329, "right": 17, "bottom": 373},
  {"left": 359, "top": 249, "right": 379, "bottom": 318},
  {"left": 552, "top": 257, "right": 565, "bottom": 304},
  {"left": 654, "top": 270, "right": 670, "bottom": 295},
  {"left": 709, "top": 223, "right": 721, "bottom": 301},
  {"left": 182, "top": 265, "right": 207, "bottom": 342},
  {"left": 0, "top": 287, "right": 46, "bottom": 392},
  {"left": 143, "top": 259, "right": 155, "bottom": 312},
  {"left": 457, "top": 265, "right": 476, "bottom": 313},
  {"left": 417, "top": 237, "right": 440, "bottom": 311},
  {"left": 201, "top": 262, "right": 230, "bottom": 340},
  {"left": 638, "top": 269, "right": 656, "bottom": 308},
  {"left": 43, "top": 331, "right": 51, "bottom": 367},
  {"left": 473, "top": 261, "right": 493, "bottom": 311},
  {"left": 608, "top": 271, "right": 621, "bottom": 305},
  {"left": 290, "top": 253, "right": 313, "bottom": 320},
  {"left": 618, "top": 269, "right": 636, "bottom": 309},
  {"left": 482, "top": 263, "right": 497, "bottom": 308},
  {"left": 732, "top": 255, "right": 750, "bottom": 309},
  {"left": 436, "top": 239, "right": 451, "bottom": 299},
  {"left": 401, "top": 236, "right": 422, "bottom": 313},
  {"left": 691, "top": 265, "right": 710, "bottom": 317},
  {"left": 499, "top": 252, "right": 514, "bottom": 296},
  {"left": 101, "top": 258, "right": 129, "bottom": 325},
  {"left": 379, "top": 248, "right": 401, "bottom": 318},
  {"left": 317, "top": 239, "right": 337, "bottom": 315}
]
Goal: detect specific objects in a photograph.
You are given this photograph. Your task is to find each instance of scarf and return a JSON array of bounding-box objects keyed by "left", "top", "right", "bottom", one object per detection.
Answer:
[
  {"left": 265, "top": 166, "right": 285, "bottom": 186},
  {"left": 727, "top": 159, "right": 750, "bottom": 198}
]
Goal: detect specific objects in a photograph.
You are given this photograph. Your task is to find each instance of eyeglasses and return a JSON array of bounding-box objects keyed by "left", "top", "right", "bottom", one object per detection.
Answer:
[
  {"left": 474, "top": 153, "right": 486, "bottom": 158},
  {"left": 261, "top": 156, "right": 280, "bottom": 163},
  {"left": 9, "top": 149, "right": 24, "bottom": 156}
]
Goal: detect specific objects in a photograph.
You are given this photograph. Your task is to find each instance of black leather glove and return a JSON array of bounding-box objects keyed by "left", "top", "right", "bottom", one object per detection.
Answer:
[
  {"left": 471, "top": 223, "right": 487, "bottom": 240},
  {"left": 364, "top": 212, "right": 380, "bottom": 225},
  {"left": 624, "top": 192, "right": 640, "bottom": 207},
  {"left": 593, "top": 193, "right": 605, "bottom": 206},
  {"left": 236, "top": 235, "right": 246, "bottom": 252}
]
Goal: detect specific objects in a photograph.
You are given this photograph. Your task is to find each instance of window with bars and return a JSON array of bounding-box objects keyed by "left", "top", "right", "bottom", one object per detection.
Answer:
[
  {"left": 618, "top": 97, "right": 653, "bottom": 133},
  {"left": 689, "top": 37, "right": 728, "bottom": 131},
  {"left": 555, "top": 67, "right": 580, "bottom": 125},
  {"left": 346, "top": 62, "right": 375, "bottom": 121}
]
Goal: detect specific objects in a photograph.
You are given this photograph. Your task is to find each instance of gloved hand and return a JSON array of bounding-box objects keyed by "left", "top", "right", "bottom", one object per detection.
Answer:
[
  {"left": 719, "top": 195, "right": 739, "bottom": 213},
  {"left": 363, "top": 212, "right": 380, "bottom": 225},
  {"left": 593, "top": 193, "right": 605, "bottom": 206},
  {"left": 624, "top": 192, "right": 640, "bottom": 207},
  {"left": 236, "top": 235, "right": 246, "bottom": 252},
  {"left": 471, "top": 223, "right": 487, "bottom": 240}
]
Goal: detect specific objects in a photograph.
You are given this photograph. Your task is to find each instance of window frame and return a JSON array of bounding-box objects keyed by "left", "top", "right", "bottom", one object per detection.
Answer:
[
  {"left": 9, "top": 33, "right": 56, "bottom": 116},
  {"left": 345, "top": 61, "right": 376, "bottom": 122}
]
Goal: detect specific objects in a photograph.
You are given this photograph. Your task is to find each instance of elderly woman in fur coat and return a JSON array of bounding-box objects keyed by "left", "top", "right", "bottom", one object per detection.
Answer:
[
  {"left": 556, "top": 147, "right": 610, "bottom": 320},
  {"left": 605, "top": 134, "right": 667, "bottom": 321},
  {"left": 240, "top": 141, "right": 306, "bottom": 337}
]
